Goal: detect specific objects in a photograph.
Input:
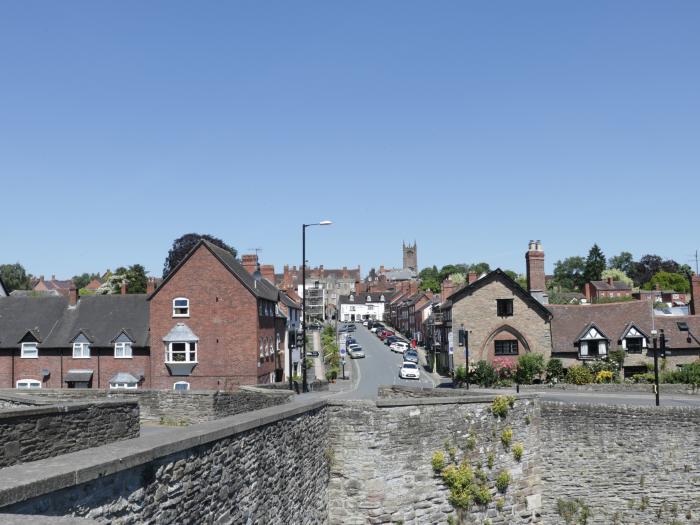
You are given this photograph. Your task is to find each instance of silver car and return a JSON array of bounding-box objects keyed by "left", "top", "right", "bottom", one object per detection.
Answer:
[{"left": 348, "top": 344, "right": 365, "bottom": 359}]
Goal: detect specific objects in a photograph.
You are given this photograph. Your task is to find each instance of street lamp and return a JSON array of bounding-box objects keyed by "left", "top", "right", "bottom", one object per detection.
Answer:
[{"left": 302, "top": 220, "right": 333, "bottom": 393}]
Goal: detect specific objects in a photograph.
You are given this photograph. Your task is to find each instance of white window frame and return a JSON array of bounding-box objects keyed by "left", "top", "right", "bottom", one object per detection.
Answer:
[
  {"left": 21, "top": 342, "right": 38, "bottom": 359},
  {"left": 165, "top": 341, "right": 197, "bottom": 363},
  {"left": 114, "top": 342, "right": 133, "bottom": 359},
  {"left": 173, "top": 381, "right": 190, "bottom": 391},
  {"left": 259, "top": 337, "right": 264, "bottom": 358},
  {"left": 16, "top": 379, "right": 41, "bottom": 389},
  {"left": 109, "top": 382, "right": 138, "bottom": 390},
  {"left": 73, "top": 342, "right": 91, "bottom": 358},
  {"left": 173, "top": 297, "right": 190, "bottom": 318}
]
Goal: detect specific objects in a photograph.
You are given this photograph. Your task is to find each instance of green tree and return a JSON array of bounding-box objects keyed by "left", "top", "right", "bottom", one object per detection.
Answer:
[
  {"left": 72, "top": 272, "right": 101, "bottom": 290},
  {"left": 163, "top": 233, "right": 237, "bottom": 278},
  {"left": 583, "top": 244, "right": 606, "bottom": 284},
  {"left": 643, "top": 271, "right": 690, "bottom": 293},
  {"left": 449, "top": 273, "right": 466, "bottom": 285},
  {"left": 515, "top": 354, "right": 545, "bottom": 384},
  {"left": 467, "top": 262, "right": 491, "bottom": 275},
  {"left": 600, "top": 268, "right": 633, "bottom": 288},
  {"left": 99, "top": 265, "right": 148, "bottom": 294},
  {"left": 0, "top": 263, "right": 31, "bottom": 292},
  {"left": 419, "top": 266, "right": 440, "bottom": 292},
  {"left": 608, "top": 251, "right": 635, "bottom": 275},
  {"left": 551, "top": 256, "right": 586, "bottom": 291}
]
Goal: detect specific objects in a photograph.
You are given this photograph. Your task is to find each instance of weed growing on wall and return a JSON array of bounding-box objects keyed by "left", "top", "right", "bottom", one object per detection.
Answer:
[
  {"left": 556, "top": 498, "right": 592, "bottom": 525},
  {"left": 512, "top": 443, "right": 524, "bottom": 462},
  {"left": 501, "top": 427, "right": 513, "bottom": 449},
  {"left": 432, "top": 451, "right": 447, "bottom": 472},
  {"left": 491, "top": 395, "right": 515, "bottom": 418},
  {"left": 495, "top": 470, "right": 510, "bottom": 493}
]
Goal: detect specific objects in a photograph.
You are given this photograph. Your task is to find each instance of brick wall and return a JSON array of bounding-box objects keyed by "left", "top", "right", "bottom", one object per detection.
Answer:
[
  {"left": 149, "top": 245, "right": 276, "bottom": 390},
  {"left": 0, "top": 400, "right": 139, "bottom": 468}
]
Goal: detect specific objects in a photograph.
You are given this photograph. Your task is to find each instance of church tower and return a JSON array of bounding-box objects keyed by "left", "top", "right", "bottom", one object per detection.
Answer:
[{"left": 402, "top": 241, "right": 418, "bottom": 273}]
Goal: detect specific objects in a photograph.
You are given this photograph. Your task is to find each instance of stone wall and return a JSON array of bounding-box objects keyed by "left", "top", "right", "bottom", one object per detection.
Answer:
[
  {"left": 540, "top": 402, "right": 700, "bottom": 524},
  {"left": 517, "top": 383, "right": 700, "bottom": 395},
  {"left": 0, "top": 400, "right": 329, "bottom": 525},
  {"left": 328, "top": 396, "right": 543, "bottom": 524},
  {"left": 378, "top": 385, "right": 478, "bottom": 399},
  {"left": 2, "top": 386, "right": 293, "bottom": 424},
  {"left": 0, "top": 400, "right": 139, "bottom": 468}
]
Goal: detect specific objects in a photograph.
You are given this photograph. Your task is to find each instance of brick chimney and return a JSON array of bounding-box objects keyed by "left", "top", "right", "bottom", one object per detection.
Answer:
[
  {"left": 261, "top": 264, "right": 275, "bottom": 283},
  {"left": 51, "top": 274, "right": 56, "bottom": 281},
  {"left": 318, "top": 265, "right": 324, "bottom": 278},
  {"left": 120, "top": 280, "right": 127, "bottom": 295},
  {"left": 468, "top": 272, "right": 478, "bottom": 284},
  {"left": 526, "top": 240, "right": 546, "bottom": 293},
  {"left": 69, "top": 285, "right": 78, "bottom": 306},
  {"left": 146, "top": 278, "right": 156, "bottom": 295},
  {"left": 441, "top": 278, "right": 456, "bottom": 301},
  {"left": 607, "top": 276, "right": 614, "bottom": 286},
  {"left": 342, "top": 266, "right": 348, "bottom": 279},
  {"left": 584, "top": 282, "right": 592, "bottom": 302},
  {"left": 690, "top": 275, "right": 700, "bottom": 315},
  {"left": 241, "top": 254, "right": 258, "bottom": 275},
  {"left": 380, "top": 265, "right": 385, "bottom": 274}
]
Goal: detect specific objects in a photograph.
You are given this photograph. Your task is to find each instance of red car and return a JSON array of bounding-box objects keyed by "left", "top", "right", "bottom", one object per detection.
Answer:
[{"left": 378, "top": 330, "right": 395, "bottom": 340}]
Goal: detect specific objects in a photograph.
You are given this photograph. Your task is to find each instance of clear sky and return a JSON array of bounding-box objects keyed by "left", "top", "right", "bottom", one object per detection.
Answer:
[{"left": 2, "top": 2, "right": 699, "bottom": 279}]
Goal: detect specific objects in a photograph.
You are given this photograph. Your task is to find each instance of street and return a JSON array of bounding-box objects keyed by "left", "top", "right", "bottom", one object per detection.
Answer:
[{"left": 338, "top": 324, "right": 436, "bottom": 400}]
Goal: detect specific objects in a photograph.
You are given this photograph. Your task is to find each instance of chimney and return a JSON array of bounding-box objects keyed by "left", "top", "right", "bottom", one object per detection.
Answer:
[
  {"left": 39, "top": 275, "right": 44, "bottom": 282},
  {"left": 147, "top": 278, "right": 156, "bottom": 295},
  {"left": 584, "top": 282, "right": 592, "bottom": 302},
  {"left": 526, "top": 240, "right": 546, "bottom": 293},
  {"left": 343, "top": 266, "right": 348, "bottom": 279},
  {"left": 261, "top": 264, "right": 275, "bottom": 283},
  {"left": 690, "top": 275, "right": 700, "bottom": 315},
  {"left": 468, "top": 272, "right": 478, "bottom": 284},
  {"left": 607, "top": 276, "right": 614, "bottom": 286},
  {"left": 69, "top": 285, "right": 78, "bottom": 306},
  {"left": 441, "top": 278, "right": 456, "bottom": 301},
  {"left": 120, "top": 280, "right": 127, "bottom": 295},
  {"left": 241, "top": 254, "right": 258, "bottom": 275},
  {"left": 51, "top": 274, "right": 56, "bottom": 281},
  {"left": 380, "top": 265, "right": 385, "bottom": 274}
]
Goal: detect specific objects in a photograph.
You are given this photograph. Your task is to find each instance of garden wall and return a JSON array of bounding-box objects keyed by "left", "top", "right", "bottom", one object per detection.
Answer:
[
  {"left": 0, "top": 400, "right": 139, "bottom": 468},
  {"left": 328, "top": 396, "right": 543, "bottom": 524},
  {"left": 540, "top": 401, "right": 700, "bottom": 524}
]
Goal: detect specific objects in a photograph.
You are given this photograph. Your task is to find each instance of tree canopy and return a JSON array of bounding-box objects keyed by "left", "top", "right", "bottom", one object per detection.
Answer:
[
  {"left": 163, "top": 233, "right": 237, "bottom": 279},
  {"left": 608, "top": 251, "right": 635, "bottom": 275},
  {"left": 600, "top": 268, "right": 633, "bottom": 288},
  {"left": 643, "top": 271, "right": 690, "bottom": 293},
  {"left": 0, "top": 263, "right": 31, "bottom": 292},
  {"left": 551, "top": 256, "right": 586, "bottom": 291},
  {"left": 72, "top": 272, "right": 101, "bottom": 290},
  {"left": 418, "top": 266, "right": 440, "bottom": 292},
  {"left": 583, "top": 244, "right": 606, "bottom": 284},
  {"left": 97, "top": 264, "right": 148, "bottom": 294}
]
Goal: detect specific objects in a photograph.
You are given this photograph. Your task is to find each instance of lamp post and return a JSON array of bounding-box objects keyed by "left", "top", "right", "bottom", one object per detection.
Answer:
[
  {"left": 651, "top": 329, "right": 660, "bottom": 406},
  {"left": 459, "top": 323, "right": 470, "bottom": 390},
  {"left": 302, "top": 220, "right": 332, "bottom": 393}
]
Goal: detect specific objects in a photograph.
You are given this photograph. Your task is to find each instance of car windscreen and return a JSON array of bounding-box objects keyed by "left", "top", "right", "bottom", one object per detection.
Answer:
[{"left": 402, "top": 363, "right": 418, "bottom": 369}]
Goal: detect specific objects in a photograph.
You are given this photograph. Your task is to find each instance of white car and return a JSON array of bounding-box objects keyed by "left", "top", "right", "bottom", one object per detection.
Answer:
[
  {"left": 348, "top": 344, "right": 365, "bottom": 359},
  {"left": 399, "top": 361, "right": 420, "bottom": 380},
  {"left": 390, "top": 341, "right": 409, "bottom": 353},
  {"left": 362, "top": 320, "right": 369, "bottom": 327}
]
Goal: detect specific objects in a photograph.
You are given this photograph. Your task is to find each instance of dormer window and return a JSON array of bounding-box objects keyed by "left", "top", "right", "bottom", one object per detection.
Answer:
[
  {"left": 21, "top": 342, "right": 38, "bottom": 359},
  {"left": 114, "top": 342, "right": 133, "bottom": 358},
  {"left": 367, "top": 295, "right": 372, "bottom": 302},
  {"left": 350, "top": 295, "right": 354, "bottom": 302},
  {"left": 173, "top": 298, "right": 190, "bottom": 317},
  {"left": 73, "top": 342, "right": 91, "bottom": 358},
  {"left": 380, "top": 295, "right": 385, "bottom": 301},
  {"left": 578, "top": 325, "right": 608, "bottom": 359},
  {"left": 621, "top": 326, "right": 647, "bottom": 354}
]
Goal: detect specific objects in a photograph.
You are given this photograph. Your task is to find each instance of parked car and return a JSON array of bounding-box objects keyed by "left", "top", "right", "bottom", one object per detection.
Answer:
[
  {"left": 399, "top": 361, "right": 420, "bottom": 380},
  {"left": 348, "top": 344, "right": 365, "bottom": 359},
  {"left": 362, "top": 320, "right": 369, "bottom": 327},
  {"left": 370, "top": 324, "right": 384, "bottom": 333},
  {"left": 403, "top": 349, "right": 419, "bottom": 363},
  {"left": 384, "top": 335, "right": 401, "bottom": 346},
  {"left": 347, "top": 324, "right": 356, "bottom": 332},
  {"left": 379, "top": 330, "right": 395, "bottom": 341},
  {"left": 390, "top": 341, "right": 409, "bottom": 353},
  {"left": 345, "top": 337, "right": 357, "bottom": 347}
]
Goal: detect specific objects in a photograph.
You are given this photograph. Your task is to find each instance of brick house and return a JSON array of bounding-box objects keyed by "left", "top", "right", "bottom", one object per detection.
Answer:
[
  {"left": 148, "top": 240, "right": 281, "bottom": 390},
  {"left": 32, "top": 275, "right": 74, "bottom": 297},
  {"left": 583, "top": 277, "right": 632, "bottom": 302}
]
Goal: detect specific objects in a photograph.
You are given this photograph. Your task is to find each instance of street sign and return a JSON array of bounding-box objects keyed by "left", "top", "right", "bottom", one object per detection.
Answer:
[
  {"left": 340, "top": 346, "right": 346, "bottom": 356},
  {"left": 448, "top": 332, "right": 454, "bottom": 355},
  {"left": 292, "top": 349, "right": 300, "bottom": 362}
]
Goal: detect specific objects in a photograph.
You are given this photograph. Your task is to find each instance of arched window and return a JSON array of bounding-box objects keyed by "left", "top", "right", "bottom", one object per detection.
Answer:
[{"left": 173, "top": 298, "right": 190, "bottom": 317}]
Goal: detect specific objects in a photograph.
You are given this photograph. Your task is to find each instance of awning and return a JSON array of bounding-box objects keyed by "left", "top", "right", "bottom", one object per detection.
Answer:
[
  {"left": 109, "top": 372, "right": 139, "bottom": 384},
  {"left": 64, "top": 369, "right": 94, "bottom": 382},
  {"left": 163, "top": 323, "right": 199, "bottom": 343}
]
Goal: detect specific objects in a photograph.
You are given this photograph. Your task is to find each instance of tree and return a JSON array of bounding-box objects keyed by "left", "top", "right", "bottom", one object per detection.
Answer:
[
  {"left": 608, "top": 251, "right": 635, "bottom": 275},
  {"left": 467, "top": 262, "right": 491, "bottom": 275},
  {"left": 72, "top": 272, "right": 101, "bottom": 290},
  {"left": 0, "top": 263, "right": 31, "bottom": 292},
  {"left": 419, "top": 266, "right": 440, "bottom": 292},
  {"left": 600, "top": 268, "right": 633, "bottom": 288},
  {"left": 163, "top": 233, "right": 237, "bottom": 279},
  {"left": 448, "top": 273, "right": 466, "bottom": 285},
  {"left": 643, "top": 271, "right": 690, "bottom": 293},
  {"left": 504, "top": 270, "right": 527, "bottom": 290},
  {"left": 631, "top": 254, "right": 663, "bottom": 287},
  {"left": 551, "top": 256, "right": 586, "bottom": 291},
  {"left": 583, "top": 244, "right": 606, "bottom": 284},
  {"left": 438, "top": 264, "right": 463, "bottom": 283},
  {"left": 97, "top": 265, "right": 148, "bottom": 294}
]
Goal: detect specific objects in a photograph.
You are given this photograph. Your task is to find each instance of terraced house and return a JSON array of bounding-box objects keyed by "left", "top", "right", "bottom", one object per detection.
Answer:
[{"left": 0, "top": 240, "right": 300, "bottom": 391}]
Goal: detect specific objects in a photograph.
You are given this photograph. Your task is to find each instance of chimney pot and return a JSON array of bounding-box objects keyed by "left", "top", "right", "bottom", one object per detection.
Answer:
[
  {"left": 146, "top": 278, "right": 155, "bottom": 295},
  {"left": 69, "top": 285, "right": 78, "bottom": 306}
]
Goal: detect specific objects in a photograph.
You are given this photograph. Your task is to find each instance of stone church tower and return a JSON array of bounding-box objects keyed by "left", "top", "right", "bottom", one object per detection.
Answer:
[{"left": 402, "top": 241, "right": 418, "bottom": 273}]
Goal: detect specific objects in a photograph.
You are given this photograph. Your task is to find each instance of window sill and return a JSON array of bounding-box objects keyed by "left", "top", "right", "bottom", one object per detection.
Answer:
[
  {"left": 173, "top": 314, "right": 190, "bottom": 318},
  {"left": 20, "top": 356, "right": 38, "bottom": 359},
  {"left": 72, "top": 356, "right": 92, "bottom": 359},
  {"left": 114, "top": 356, "right": 133, "bottom": 359}
]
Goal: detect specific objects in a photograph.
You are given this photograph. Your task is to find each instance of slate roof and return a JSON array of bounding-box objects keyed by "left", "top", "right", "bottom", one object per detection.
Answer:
[
  {"left": 0, "top": 296, "right": 68, "bottom": 348},
  {"left": 383, "top": 269, "right": 417, "bottom": 281},
  {"left": 150, "top": 240, "right": 280, "bottom": 302},
  {"left": 590, "top": 280, "right": 632, "bottom": 291},
  {"left": 44, "top": 294, "right": 150, "bottom": 347},
  {"left": 279, "top": 291, "right": 301, "bottom": 309},
  {"left": 655, "top": 316, "right": 700, "bottom": 350},
  {"left": 547, "top": 300, "right": 654, "bottom": 354}
]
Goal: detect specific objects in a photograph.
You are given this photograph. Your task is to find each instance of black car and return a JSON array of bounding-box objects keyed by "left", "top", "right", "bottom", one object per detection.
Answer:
[
  {"left": 346, "top": 324, "right": 356, "bottom": 332},
  {"left": 384, "top": 335, "right": 402, "bottom": 346},
  {"left": 346, "top": 337, "right": 357, "bottom": 347}
]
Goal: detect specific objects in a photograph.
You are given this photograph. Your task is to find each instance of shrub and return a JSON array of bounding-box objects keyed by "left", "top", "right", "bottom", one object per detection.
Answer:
[
  {"left": 515, "top": 353, "right": 545, "bottom": 384},
  {"left": 492, "top": 396, "right": 510, "bottom": 418},
  {"left": 487, "top": 453, "right": 495, "bottom": 469},
  {"left": 631, "top": 373, "right": 655, "bottom": 384},
  {"left": 595, "top": 370, "right": 614, "bottom": 383},
  {"left": 471, "top": 484, "right": 492, "bottom": 505},
  {"left": 663, "top": 361, "right": 700, "bottom": 384},
  {"left": 567, "top": 365, "right": 593, "bottom": 385},
  {"left": 501, "top": 427, "right": 513, "bottom": 449},
  {"left": 432, "top": 451, "right": 446, "bottom": 473},
  {"left": 466, "top": 433, "right": 476, "bottom": 451},
  {"left": 492, "top": 357, "right": 516, "bottom": 380},
  {"left": 557, "top": 498, "right": 592, "bottom": 525},
  {"left": 495, "top": 470, "right": 510, "bottom": 493},
  {"left": 496, "top": 497, "right": 505, "bottom": 511},
  {"left": 546, "top": 358, "right": 565, "bottom": 382},
  {"left": 512, "top": 442, "right": 524, "bottom": 462},
  {"left": 473, "top": 360, "right": 498, "bottom": 387},
  {"left": 454, "top": 365, "right": 468, "bottom": 385}
]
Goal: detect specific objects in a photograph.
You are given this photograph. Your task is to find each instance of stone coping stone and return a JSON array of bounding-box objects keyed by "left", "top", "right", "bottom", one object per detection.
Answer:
[
  {"left": 0, "top": 514, "right": 98, "bottom": 524},
  {"left": 0, "top": 399, "right": 139, "bottom": 421},
  {"left": 375, "top": 393, "right": 539, "bottom": 408},
  {"left": 0, "top": 397, "right": 326, "bottom": 509},
  {"left": 0, "top": 392, "right": 51, "bottom": 406}
]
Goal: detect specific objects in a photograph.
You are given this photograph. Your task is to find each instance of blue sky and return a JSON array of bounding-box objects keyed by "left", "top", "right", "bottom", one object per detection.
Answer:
[{"left": 2, "top": 2, "right": 699, "bottom": 279}]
